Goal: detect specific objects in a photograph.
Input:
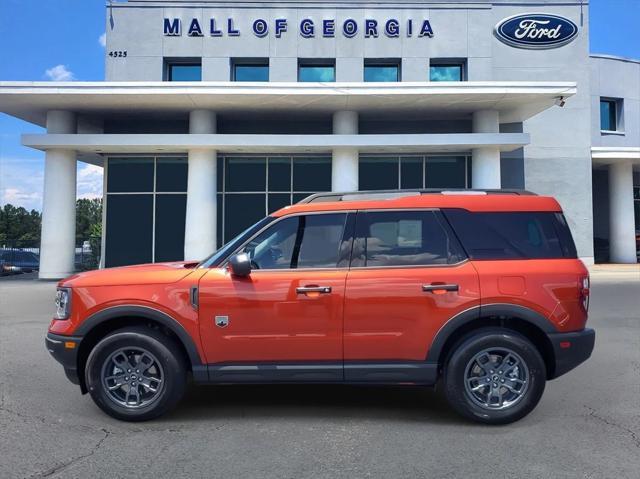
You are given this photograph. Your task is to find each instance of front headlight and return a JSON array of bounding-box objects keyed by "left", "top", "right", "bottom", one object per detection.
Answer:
[{"left": 55, "top": 288, "right": 71, "bottom": 320}]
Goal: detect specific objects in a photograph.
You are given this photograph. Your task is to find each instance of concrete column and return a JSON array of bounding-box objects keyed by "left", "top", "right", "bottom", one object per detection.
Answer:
[
  {"left": 185, "top": 110, "right": 217, "bottom": 260},
  {"left": 332, "top": 111, "right": 359, "bottom": 192},
  {"left": 39, "top": 111, "right": 77, "bottom": 279},
  {"left": 608, "top": 161, "right": 637, "bottom": 263},
  {"left": 472, "top": 110, "right": 501, "bottom": 189}
]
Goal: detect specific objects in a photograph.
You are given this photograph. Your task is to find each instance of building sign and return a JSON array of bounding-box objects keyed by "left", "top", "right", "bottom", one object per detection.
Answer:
[
  {"left": 163, "top": 17, "right": 434, "bottom": 39},
  {"left": 494, "top": 13, "right": 578, "bottom": 49}
]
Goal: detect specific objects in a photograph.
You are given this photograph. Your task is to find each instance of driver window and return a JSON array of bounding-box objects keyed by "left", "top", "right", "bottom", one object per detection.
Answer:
[{"left": 241, "top": 217, "right": 298, "bottom": 269}]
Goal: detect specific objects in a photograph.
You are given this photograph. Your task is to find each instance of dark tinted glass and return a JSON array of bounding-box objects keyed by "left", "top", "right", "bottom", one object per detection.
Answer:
[
  {"left": 107, "top": 158, "right": 154, "bottom": 193},
  {"left": 297, "top": 214, "right": 347, "bottom": 268},
  {"left": 425, "top": 157, "right": 467, "bottom": 188},
  {"left": 168, "top": 64, "right": 202, "bottom": 81},
  {"left": 600, "top": 100, "right": 616, "bottom": 131},
  {"left": 430, "top": 65, "right": 463, "bottom": 81},
  {"left": 217, "top": 157, "right": 224, "bottom": 191},
  {"left": 105, "top": 195, "right": 153, "bottom": 267},
  {"left": 353, "top": 210, "right": 462, "bottom": 267},
  {"left": 234, "top": 64, "right": 269, "bottom": 81},
  {"left": 298, "top": 65, "right": 335, "bottom": 82},
  {"left": 226, "top": 157, "right": 266, "bottom": 191},
  {"left": 359, "top": 157, "right": 398, "bottom": 190},
  {"left": 242, "top": 216, "right": 298, "bottom": 269},
  {"left": 364, "top": 65, "right": 399, "bottom": 82},
  {"left": 293, "top": 157, "right": 331, "bottom": 191},
  {"left": 293, "top": 193, "right": 311, "bottom": 204},
  {"left": 217, "top": 193, "right": 223, "bottom": 244},
  {"left": 400, "top": 157, "right": 423, "bottom": 189},
  {"left": 224, "top": 194, "right": 265, "bottom": 240},
  {"left": 268, "top": 158, "right": 291, "bottom": 191},
  {"left": 155, "top": 194, "right": 187, "bottom": 262},
  {"left": 443, "top": 210, "right": 578, "bottom": 259},
  {"left": 268, "top": 193, "right": 291, "bottom": 214},
  {"left": 156, "top": 157, "right": 188, "bottom": 192}
]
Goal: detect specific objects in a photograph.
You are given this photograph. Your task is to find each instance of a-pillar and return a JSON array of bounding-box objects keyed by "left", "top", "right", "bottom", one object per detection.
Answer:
[
  {"left": 332, "top": 111, "right": 359, "bottom": 192},
  {"left": 184, "top": 110, "right": 217, "bottom": 260}
]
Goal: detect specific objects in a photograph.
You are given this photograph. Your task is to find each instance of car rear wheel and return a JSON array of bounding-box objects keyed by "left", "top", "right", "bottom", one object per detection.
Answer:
[
  {"left": 85, "top": 326, "right": 187, "bottom": 421},
  {"left": 443, "top": 328, "right": 546, "bottom": 425}
]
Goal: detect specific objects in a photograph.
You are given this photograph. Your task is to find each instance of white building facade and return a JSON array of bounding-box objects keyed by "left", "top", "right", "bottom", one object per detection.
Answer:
[{"left": 0, "top": 0, "right": 638, "bottom": 278}]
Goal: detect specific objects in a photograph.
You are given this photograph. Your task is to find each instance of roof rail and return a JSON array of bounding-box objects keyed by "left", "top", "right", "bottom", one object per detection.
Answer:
[{"left": 298, "top": 189, "right": 536, "bottom": 204}]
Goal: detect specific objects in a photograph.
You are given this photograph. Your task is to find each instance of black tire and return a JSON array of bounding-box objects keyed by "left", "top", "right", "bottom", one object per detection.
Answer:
[
  {"left": 443, "top": 328, "right": 546, "bottom": 425},
  {"left": 85, "top": 326, "right": 187, "bottom": 421}
]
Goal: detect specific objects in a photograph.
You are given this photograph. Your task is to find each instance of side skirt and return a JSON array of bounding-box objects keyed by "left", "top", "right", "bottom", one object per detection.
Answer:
[{"left": 199, "top": 361, "right": 438, "bottom": 385}]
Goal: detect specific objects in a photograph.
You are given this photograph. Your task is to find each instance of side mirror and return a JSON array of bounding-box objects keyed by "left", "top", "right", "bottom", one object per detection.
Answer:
[{"left": 228, "top": 253, "right": 251, "bottom": 277}]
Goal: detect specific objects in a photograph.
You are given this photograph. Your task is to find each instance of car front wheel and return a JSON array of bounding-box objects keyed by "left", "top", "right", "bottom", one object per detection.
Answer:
[
  {"left": 85, "top": 326, "right": 187, "bottom": 421},
  {"left": 443, "top": 328, "right": 546, "bottom": 425}
]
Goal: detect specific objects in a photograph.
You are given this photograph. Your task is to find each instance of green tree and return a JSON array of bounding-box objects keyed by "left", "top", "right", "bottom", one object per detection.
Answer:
[
  {"left": 0, "top": 204, "right": 41, "bottom": 245},
  {"left": 75, "top": 198, "right": 103, "bottom": 244}
]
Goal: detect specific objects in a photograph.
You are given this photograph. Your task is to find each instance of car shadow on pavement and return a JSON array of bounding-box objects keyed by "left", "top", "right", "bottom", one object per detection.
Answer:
[{"left": 165, "top": 383, "right": 464, "bottom": 424}]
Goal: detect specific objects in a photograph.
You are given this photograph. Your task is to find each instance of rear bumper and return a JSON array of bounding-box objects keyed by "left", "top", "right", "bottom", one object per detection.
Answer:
[
  {"left": 548, "top": 328, "right": 595, "bottom": 379},
  {"left": 45, "top": 332, "right": 82, "bottom": 385}
]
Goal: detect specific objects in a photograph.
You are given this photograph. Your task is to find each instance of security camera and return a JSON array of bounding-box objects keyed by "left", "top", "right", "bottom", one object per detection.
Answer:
[{"left": 554, "top": 96, "right": 566, "bottom": 107}]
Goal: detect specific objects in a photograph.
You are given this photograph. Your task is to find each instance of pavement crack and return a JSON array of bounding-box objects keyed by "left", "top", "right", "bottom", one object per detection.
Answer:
[
  {"left": 27, "top": 428, "right": 111, "bottom": 479},
  {"left": 585, "top": 406, "right": 640, "bottom": 449}
]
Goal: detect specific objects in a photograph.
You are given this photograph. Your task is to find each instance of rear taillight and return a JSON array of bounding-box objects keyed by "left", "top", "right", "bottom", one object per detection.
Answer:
[{"left": 580, "top": 275, "right": 590, "bottom": 312}]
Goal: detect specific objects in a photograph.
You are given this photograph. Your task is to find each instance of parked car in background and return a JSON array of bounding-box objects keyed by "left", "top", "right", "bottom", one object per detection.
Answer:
[{"left": 0, "top": 249, "right": 40, "bottom": 275}]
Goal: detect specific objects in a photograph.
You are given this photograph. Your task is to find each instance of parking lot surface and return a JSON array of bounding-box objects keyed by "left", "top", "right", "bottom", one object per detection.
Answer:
[{"left": 1, "top": 275, "right": 639, "bottom": 478}]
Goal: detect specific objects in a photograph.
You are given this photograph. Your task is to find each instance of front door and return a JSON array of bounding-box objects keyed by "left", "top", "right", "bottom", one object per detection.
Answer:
[{"left": 198, "top": 212, "right": 352, "bottom": 381}]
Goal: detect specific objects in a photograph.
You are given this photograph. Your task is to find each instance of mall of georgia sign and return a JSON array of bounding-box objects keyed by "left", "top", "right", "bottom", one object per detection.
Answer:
[{"left": 494, "top": 13, "right": 578, "bottom": 49}]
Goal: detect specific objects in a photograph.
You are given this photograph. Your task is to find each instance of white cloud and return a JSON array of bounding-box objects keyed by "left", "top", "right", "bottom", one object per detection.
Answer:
[
  {"left": 77, "top": 163, "right": 103, "bottom": 200},
  {"left": 2, "top": 188, "right": 41, "bottom": 205},
  {"left": 44, "top": 64, "right": 75, "bottom": 81},
  {"left": 0, "top": 156, "right": 45, "bottom": 210},
  {"left": 98, "top": 33, "right": 106, "bottom": 48}
]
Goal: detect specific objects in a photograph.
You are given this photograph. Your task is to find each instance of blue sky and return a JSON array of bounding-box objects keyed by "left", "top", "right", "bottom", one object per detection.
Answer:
[{"left": 1, "top": 0, "right": 639, "bottom": 211}]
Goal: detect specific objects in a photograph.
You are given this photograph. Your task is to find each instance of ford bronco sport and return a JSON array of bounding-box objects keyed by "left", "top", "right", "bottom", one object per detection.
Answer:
[{"left": 46, "top": 190, "right": 595, "bottom": 424}]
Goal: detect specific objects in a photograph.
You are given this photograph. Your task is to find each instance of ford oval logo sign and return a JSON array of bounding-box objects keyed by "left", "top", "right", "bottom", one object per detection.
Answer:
[{"left": 494, "top": 13, "right": 578, "bottom": 49}]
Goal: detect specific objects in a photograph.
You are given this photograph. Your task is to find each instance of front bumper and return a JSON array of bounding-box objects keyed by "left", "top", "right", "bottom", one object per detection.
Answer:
[
  {"left": 45, "top": 332, "right": 82, "bottom": 385},
  {"left": 548, "top": 328, "right": 595, "bottom": 379}
]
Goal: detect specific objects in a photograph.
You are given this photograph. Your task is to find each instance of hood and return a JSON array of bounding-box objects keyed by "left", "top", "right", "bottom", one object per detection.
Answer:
[{"left": 60, "top": 261, "right": 200, "bottom": 288}]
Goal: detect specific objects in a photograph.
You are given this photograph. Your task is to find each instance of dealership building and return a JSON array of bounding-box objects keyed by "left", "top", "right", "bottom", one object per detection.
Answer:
[{"left": 0, "top": 0, "right": 638, "bottom": 278}]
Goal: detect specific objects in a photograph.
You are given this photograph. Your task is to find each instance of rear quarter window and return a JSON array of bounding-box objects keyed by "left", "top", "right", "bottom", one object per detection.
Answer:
[{"left": 443, "top": 209, "right": 577, "bottom": 260}]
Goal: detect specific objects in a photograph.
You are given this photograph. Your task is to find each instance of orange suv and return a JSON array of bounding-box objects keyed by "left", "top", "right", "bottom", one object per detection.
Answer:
[{"left": 46, "top": 190, "right": 594, "bottom": 424}]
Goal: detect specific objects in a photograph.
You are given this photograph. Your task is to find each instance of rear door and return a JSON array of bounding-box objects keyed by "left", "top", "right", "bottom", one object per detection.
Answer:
[{"left": 343, "top": 209, "right": 480, "bottom": 380}]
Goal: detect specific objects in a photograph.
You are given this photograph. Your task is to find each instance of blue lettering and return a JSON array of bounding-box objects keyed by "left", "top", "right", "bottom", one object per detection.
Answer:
[
  {"left": 342, "top": 19, "right": 357, "bottom": 38},
  {"left": 188, "top": 18, "right": 203, "bottom": 37},
  {"left": 419, "top": 20, "right": 434, "bottom": 38},
  {"left": 407, "top": 19, "right": 413, "bottom": 37},
  {"left": 163, "top": 18, "right": 181, "bottom": 36},
  {"left": 300, "top": 19, "right": 315, "bottom": 38},
  {"left": 228, "top": 18, "right": 240, "bottom": 36},
  {"left": 365, "top": 19, "right": 378, "bottom": 38},
  {"left": 253, "top": 19, "right": 268, "bottom": 37},
  {"left": 323, "top": 19, "right": 335, "bottom": 37},
  {"left": 385, "top": 19, "right": 399, "bottom": 37},
  {"left": 275, "top": 18, "right": 287, "bottom": 38},
  {"left": 209, "top": 18, "right": 222, "bottom": 37}
]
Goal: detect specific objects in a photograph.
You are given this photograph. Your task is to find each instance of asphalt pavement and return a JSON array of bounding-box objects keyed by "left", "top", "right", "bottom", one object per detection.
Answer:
[{"left": 1, "top": 275, "right": 638, "bottom": 478}]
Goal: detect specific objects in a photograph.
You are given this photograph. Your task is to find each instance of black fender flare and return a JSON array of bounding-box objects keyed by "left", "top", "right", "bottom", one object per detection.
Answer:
[
  {"left": 75, "top": 305, "right": 204, "bottom": 368},
  {"left": 425, "top": 303, "right": 557, "bottom": 363}
]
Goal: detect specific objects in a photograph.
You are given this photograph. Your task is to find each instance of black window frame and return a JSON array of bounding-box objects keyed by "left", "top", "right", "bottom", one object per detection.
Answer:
[
  {"left": 600, "top": 97, "right": 623, "bottom": 133},
  {"left": 429, "top": 58, "right": 467, "bottom": 82},
  {"left": 363, "top": 58, "right": 401, "bottom": 82},
  {"left": 297, "top": 58, "right": 336, "bottom": 82},
  {"left": 164, "top": 58, "right": 202, "bottom": 81},
  {"left": 231, "top": 58, "right": 270, "bottom": 82}
]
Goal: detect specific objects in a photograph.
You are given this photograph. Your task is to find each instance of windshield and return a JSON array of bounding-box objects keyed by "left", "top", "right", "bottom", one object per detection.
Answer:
[{"left": 198, "top": 216, "right": 275, "bottom": 268}]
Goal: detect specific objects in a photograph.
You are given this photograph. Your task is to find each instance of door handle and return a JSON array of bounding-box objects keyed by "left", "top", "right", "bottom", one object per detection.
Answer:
[
  {"left": 422, "top": 283, "right": 459, "bottom": 293},
  {"left": 296, "top": 286, "right": 332, "bottom": 295}
]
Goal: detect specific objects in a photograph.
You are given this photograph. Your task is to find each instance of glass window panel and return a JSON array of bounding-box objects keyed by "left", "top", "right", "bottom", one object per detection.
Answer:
[
  {"left": 105, "top": 194, "right": 153, "bottom": 267},
  {"left": 600, "top": 100, "right": 616, "bottom": 131},
  {"left": 293, "top": 157, "right": 331, "bottom": 191},
  {"left": 168, "top": 64, "right": 202, "bottom": 81},
  {"left": 234, "top": 64, "right": 269, "bottom": 81},
  {"left": 241, "top": 216, "right": 298, "bottom": 269},
  {"left": 217, "top": 193, "right": 223, "bottom": 245},
  {"left": 224, "top": 194, "right": 266, "bottom": 240},
  {"left": 425, "top": 156, "right": 467, "bottom": 188},
  {"left": 217, "top": 157, "right": 224, "bottom": 191},
  {"left": 298, "top": 65, "right": 335, "bottom": 82},
  {"left": 293, "top": 193, "right": 311, "bottom": 204},
  {"left": 225, "top": 157, "right": 266, "bottom": 192},
  {"left": 268, "top": 158, "right": 291, "bottom": 191},
  {"left": 359, "top": 157, "right": 399, "bottom": 191},
  {"left": 268, "top": 193, "right": 291, "bottom": 214},
  {"left": 430, "top": 65, "right": 462, "bottom": 82},
  {"left": 364, "top": 65, "right": 399, "bottom": 82},
  {"left": 107, "top": 157, "right": 154, "bottom": 193},
  {"left": 297, "top": 214, "right": 347, "bottom": 268},
  {"left": 155, "top": 194, "right": 187, "bottom": 262},
  {"left": 156, "top": 157, "right": 188, "bottom": 192},
  {"left": 400, "top": 157, "right": 423, "bottom": 189}
]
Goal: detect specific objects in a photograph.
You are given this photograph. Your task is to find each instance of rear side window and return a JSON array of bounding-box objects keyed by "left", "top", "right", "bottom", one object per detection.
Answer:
[
  {"left": 352, "top": 210, "right": 465, "bottom": 267},
  {"left": 443, "top": 209, "right": 577, "bottom": 260}
]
